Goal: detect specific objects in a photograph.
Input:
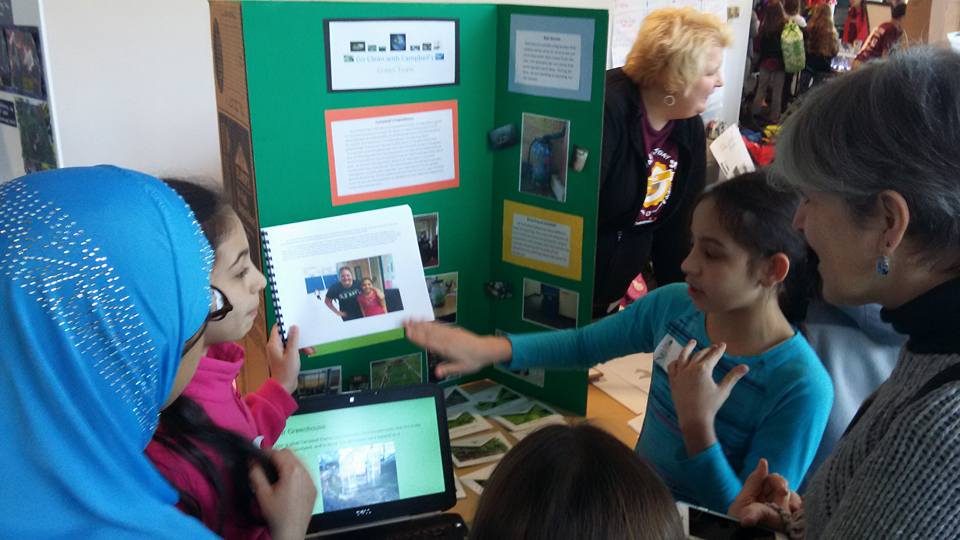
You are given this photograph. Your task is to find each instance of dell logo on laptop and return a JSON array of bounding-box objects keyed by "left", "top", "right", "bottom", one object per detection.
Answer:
[{"left": 355, "top": 508, "right": 373, "bottom": 517}]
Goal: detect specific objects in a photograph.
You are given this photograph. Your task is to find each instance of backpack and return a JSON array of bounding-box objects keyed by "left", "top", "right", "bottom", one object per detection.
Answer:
[{"left": 782, "top": 21, "right": 806, "bottom": 74}]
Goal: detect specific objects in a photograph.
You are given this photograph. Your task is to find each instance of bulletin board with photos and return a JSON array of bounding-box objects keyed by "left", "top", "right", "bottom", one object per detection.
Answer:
[
  {"left": 210, "top": 0, "right": 608, "bottom": 414},
  {"left": 0, "top": 21, "right": 57, "bottom": 175}
]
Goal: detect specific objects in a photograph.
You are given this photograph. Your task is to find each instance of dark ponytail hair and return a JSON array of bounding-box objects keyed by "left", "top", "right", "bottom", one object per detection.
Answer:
[
  {"left": 154, "top": 178, "right": 276, "bottom": 533},
  {"left": 471, "top": 424, "right": 684, "bottom": 540},
  {"left": 154, "top": 397, "right": 276, "bottom": 533},
  {"left": 698, "top": 172, "right": 814, "bottom": 323},
  {"left": 162, "top": 178, "right": 235, "bottom": 249}
]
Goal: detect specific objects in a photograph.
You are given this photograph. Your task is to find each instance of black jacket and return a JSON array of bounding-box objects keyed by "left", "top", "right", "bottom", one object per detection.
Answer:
[{"left": 593, "top": 68, "right": 706, "bottom": 314}]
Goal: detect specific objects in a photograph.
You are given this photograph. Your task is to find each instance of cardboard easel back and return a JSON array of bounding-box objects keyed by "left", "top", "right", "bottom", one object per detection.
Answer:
[{"left": 209, "top": 1, "right": 269, "bottom": 392}]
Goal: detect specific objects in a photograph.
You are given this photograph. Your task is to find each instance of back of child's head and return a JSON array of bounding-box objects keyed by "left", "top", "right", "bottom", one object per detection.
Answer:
[
  {"left": 162, "top": 178, "right": 236, "bottom": 249},
  {"left": 759, "top": 3, "right": 787, "bottom": 35},
  {"left": 783, "top": 0, "right": 800, "bottom": 16},
  {"left": 697, "top": 172, "right": 812, "bottom": 322},
  {"left": 470, "top": 424, "right": 684, "bottom": 540}
]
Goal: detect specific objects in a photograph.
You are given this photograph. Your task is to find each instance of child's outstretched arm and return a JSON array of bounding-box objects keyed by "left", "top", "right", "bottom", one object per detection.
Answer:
[
  {"left": 405, "top": 291, "right": 666, "bottom": 380},
  {"left": 404, "top": 322, "right": 513, "bottom": 378}
]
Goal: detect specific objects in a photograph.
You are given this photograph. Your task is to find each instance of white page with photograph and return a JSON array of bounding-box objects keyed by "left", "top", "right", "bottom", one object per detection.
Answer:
[{"left": 261, "top": 205, "right": 434, "bottom": 348}]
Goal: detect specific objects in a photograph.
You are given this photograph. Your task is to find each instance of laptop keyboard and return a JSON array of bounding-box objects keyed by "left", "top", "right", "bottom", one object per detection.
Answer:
[{"left": 327, "top": 513, "right": 467, "bottom": 539}]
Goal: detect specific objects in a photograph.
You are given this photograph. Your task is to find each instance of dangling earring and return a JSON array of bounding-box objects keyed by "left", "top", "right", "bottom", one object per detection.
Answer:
[
  {"left": 876, "top": 255, "right": 891, "bottom": 276},
  {"left": 663, "top": 95, "right": 676, "bottom": 107}
]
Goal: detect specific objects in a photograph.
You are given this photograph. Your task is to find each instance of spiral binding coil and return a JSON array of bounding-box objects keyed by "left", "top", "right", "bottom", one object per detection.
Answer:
[{"left": 260, "top": 230, "right": 287, "bottom": 342}]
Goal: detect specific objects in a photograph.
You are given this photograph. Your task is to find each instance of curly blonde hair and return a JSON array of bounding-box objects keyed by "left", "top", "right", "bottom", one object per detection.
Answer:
[{"left": 623, "top": 8, "right": 731, "bottom": 95}]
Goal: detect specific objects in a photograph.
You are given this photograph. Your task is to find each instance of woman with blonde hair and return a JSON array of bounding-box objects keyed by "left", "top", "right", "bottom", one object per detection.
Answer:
[{"left": 596, "top": 8, "right": 730, "bottom": 318}]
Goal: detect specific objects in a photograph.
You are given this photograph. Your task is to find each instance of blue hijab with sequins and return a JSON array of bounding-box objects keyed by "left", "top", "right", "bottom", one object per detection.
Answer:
[{"left": 0, "top": 166, "right": 219, "bottom": 538}]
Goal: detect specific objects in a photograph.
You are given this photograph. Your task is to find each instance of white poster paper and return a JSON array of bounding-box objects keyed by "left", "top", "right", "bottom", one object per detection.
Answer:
[{"left": 592, "top": 353, "right": 653, "bottom": 414}]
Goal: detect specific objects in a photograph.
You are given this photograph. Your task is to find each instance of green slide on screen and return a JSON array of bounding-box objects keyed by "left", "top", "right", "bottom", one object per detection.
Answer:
[{"left": 274, "top": 397, "right": 445, "bottom": 515}]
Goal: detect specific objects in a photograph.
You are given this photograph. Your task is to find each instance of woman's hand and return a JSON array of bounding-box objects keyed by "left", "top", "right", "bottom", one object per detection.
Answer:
[
  {"left": 267, "top": 324, "right": 301, "bottom": 394},
  {"left": 404, "top": 321, "right": 512, "bottom": 378},
  {"left": 729, "top": 458, "right": 802, "bottom": 530},
  {"left": 667, "top": 341, "right": 748, "bottom": 455},
  {"left": 250, "top": 449, "right": 317, "bottom": 540}
]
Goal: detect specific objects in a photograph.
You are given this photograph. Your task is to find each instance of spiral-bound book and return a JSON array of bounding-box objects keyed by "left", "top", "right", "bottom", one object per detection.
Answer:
[{"left": 260, "top": 205, "right": 434, "bottom": 349}]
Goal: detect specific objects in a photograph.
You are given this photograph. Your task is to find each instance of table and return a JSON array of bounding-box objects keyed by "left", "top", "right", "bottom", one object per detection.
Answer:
[{"left": 448, "top": 383, "right": 641, "bottom": 523}]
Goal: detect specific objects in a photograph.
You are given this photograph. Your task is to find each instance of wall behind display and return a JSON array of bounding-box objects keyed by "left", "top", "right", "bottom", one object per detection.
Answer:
[
  {"left": 0, "top": 0, "right": 221, "bottom": 183},
  {"left": 40, "top": 0, "right": 220, "bottom": 180}
]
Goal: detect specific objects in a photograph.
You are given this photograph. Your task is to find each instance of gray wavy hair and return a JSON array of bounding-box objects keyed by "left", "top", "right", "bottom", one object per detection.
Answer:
[{"left": 771, "top": 47, "right": 960, "bottom": 271}]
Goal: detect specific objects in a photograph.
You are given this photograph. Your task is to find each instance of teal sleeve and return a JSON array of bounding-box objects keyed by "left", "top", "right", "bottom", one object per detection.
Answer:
[
  {"left": 675, "top": 365, "right": 834, "bottom": 512},
  {"left": 506, "top": 285, "right": 675, "bottom": 370}
]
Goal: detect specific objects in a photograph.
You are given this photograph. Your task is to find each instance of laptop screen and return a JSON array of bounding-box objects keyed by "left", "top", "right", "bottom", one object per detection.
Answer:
[{"left": 274, "top": 384, "right": 456, "bottom": 533}]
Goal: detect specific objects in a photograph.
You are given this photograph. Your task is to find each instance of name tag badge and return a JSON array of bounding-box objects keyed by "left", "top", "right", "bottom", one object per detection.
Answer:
[{"left": 653, "top": 334, "right": 686, "bottom": 371}]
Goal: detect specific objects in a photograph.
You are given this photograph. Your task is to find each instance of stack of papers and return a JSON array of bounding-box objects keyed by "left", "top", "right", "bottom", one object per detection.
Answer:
[{"left": 591, "top": 353, "right": 653, "bottom": 415}]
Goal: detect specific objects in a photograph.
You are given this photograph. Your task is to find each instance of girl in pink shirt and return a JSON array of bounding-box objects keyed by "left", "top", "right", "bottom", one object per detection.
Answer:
[
  {"left": 357, "top": 277, "right": 388, "bottom": 317},
  {"left": 146, "top": 180, "right": 304, "bottom": 539}
]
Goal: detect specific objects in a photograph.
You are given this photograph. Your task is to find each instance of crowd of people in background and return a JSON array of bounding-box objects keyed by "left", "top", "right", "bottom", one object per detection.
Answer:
[{"left": 745, "top": 0, "right": 907, "bottom": 127}]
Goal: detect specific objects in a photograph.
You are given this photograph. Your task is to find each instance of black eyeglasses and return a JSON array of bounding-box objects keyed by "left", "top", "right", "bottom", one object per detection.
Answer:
[
  {"left": 182, "top": 286, "right": 234, "bottom": 356},
  {"left": 208, "top": 286, "right": 233, "bottom": 322}
]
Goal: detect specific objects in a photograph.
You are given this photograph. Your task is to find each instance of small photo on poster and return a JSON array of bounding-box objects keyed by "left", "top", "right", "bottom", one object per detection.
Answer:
[
  {"left": 6, "top": 26, "right": 46, "bottom": 99},
  {"left": 306, "top": 255, "right": 404, "bottom": 323},
  {"left": 297, "top": 366, "right": 343, "bottom": 397},
  {"left": 370, "top": 352, "right": 424, "bottom": 389},
  {"left": 15, "top": 98, "right": 56, "bottom": 173},
  {"left": 522, "top": 278, "right": 578, "bottom": 330},
  {"left": 414, "top": 212, "right": 439, "bottom": 269},
  {"left": 426, "top": 271, "right": 457, "bottom": 324},
  {"left": 519, "top": 113, "right": 570, "bottom": 203}
]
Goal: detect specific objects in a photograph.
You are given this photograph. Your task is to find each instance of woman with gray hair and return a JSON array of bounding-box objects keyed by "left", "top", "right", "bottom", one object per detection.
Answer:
[{"left": 728, "top": 47, "right": 960, "bottom": 538}]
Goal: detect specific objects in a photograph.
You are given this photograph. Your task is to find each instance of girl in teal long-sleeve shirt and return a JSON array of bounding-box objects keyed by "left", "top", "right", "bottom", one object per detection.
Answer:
[{"left": 406, "top": 174, "right": 833, "bottom": 513}]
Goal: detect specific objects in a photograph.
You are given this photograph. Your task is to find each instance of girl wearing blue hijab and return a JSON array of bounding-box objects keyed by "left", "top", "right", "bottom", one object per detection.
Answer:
[{"left": 0, "top": 166, "right": 235, "bottom": 537}]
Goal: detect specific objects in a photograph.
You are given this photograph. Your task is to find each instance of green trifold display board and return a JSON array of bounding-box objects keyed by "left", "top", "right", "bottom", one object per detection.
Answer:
[{"left": 212, "top": 0, "right": 608, "bottom": 415}]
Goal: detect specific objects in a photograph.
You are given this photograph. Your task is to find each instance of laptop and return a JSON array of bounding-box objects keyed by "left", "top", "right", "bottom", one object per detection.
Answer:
[{"left": 274, "top": 383, "right": 467, "bottom": 539}]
